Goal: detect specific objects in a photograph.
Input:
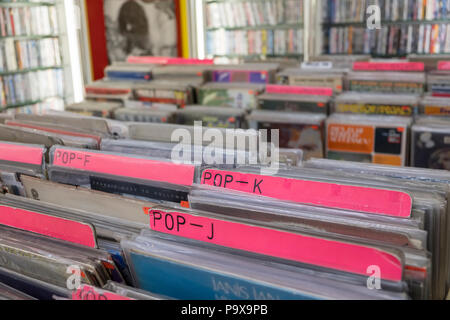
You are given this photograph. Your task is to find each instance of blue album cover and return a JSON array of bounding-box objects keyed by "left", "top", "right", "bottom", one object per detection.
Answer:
[
  {"left": 106, "top": 71, "right": 152, "bottom": 81},
  {"left": 129, "top": 251, "right": 321, "bottom": 300},
  {"left": 107, "top": 248, "right": 135, "bottom": 286}
]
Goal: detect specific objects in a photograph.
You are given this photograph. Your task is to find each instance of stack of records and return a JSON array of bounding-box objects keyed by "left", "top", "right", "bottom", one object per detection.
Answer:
[
  {"left": 326, "top": 114, "right": 412, "bottom": 166},
  {"left": 427, "top": 70, "right": 450, "bottom": 97},
  {"left": 151, "top": 65, "right": 210, "bottom": 85},
  {"left": 85, "top": 80, "right": 134, "bottom": 104},
  {"left": 247, "top": 110, "right": 326, "bottom": 159},
  {"left": 205, "top": 63, "right": 280, "bottom": 84},
  {"left": 257, "top": 85, "right": 332, "bottom": 114},
  {"left": 65, "top": 101, "right": 122, "bottom": 118},
  {"left": 133, "top": 80, "right": 196, "bottom": 108},
  {"left": 193, "top": 164, "right": 448, "bottom": 300},
  {"left": 276, "top": 68, "right": 346, "bottom": 93},
  {"left": 175, "top": 105, "right": 247, "bottom": 129},
  {"left": 409, "top": 54, "right": 450, "bottom": 72},
  {"left": 411, "top": 116, "right": 450, "bottom": 170},
  {"left": 333, "top": 92, "right": 420, "bottom": 116},
  {"left": 420, "top": 96, "right": 450, "bottom": 116},
  {"left": 309, "top": 54, "right": 370, "bottom": 69},
  {"left": 104, "top": 63, "right": 153, "bottom": 82},
  {"left": 196, "top": 83, "right": 265, "bottom": 109},
  {"left": 113, "top": 108, "right": 175, "bottom": 123},
  {"left": 347, "top": 61, "right": 426, "bottom": 94}
]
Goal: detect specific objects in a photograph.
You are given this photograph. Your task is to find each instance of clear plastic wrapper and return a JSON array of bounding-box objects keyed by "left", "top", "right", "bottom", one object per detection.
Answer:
[
  {"left": 0, "top": 222, "right": 122, "bottom": 289},
  {"left": 0, "top": 266, "right": 71, "bottom": 300},
  {"left": 0, "top": 123, "right": 97, "bottom": 151},
  {"left": 13, "top": 113, "right": 114, "bottom": 138},
  {"left": 0, "top": 282, "right": 36, "bottom": 300},
  {"left": 195, "top": 165, "right": 447, "bottom": 299},
  {"left": 127, "top": 122, "right": 260, "bottom": 151}
]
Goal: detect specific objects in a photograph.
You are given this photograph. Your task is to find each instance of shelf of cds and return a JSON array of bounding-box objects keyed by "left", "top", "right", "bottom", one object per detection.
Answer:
[
  {"left": 204, "top": 0, "right": 305, "bottom": 58},
  {"left": 321, "top": 0, "right": 450, "bottom": 57},
  {"left": 0, "top": 0, "right": 68, "bottom": 113}
]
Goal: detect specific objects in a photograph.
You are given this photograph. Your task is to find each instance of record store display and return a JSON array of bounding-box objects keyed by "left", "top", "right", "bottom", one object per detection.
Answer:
[
  {"left": 3, "top": 0, "right": 450, "bottom": 304},
  {"left": 0, "top": 102, "right": 448, "bottom": 301}
]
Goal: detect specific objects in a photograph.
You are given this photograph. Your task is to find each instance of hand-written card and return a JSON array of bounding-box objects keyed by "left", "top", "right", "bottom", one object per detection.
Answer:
[
  {"left": 52, "top": 148, "right": 195, "bottom": 186},
  {"left": 0, "top": 205, "right": 96, "bottom": 248},
  {"left": 438, "top": 61, "right": 450, "bottom": 71},
  {"left": 72, "top": 285, "right": 133, "bottom": 300},
  {"left": 127, "top": 56, "right": 214, "bottom": 65},
  {"left": 353, "top": 62, "right": 425, "bottom": 71},
  {"left": 147, "top": 208, "right": 403, "bottom": 282},
  {"left": 200, "top": 169, "right": 412, "bottom": 218},
  {"left": 0, "top": 142, "right": 43, "bottom": 165},
  {"left": 266, "top": 84, "right": 333, "bottom": 96}
]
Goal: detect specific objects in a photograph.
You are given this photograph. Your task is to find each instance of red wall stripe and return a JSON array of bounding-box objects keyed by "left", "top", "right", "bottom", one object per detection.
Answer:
[{"left": 85, "top": 0, "right": 109, "bottom": 80}]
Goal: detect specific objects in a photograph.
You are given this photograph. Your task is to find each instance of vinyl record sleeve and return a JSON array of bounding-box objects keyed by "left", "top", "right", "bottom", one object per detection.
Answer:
[
  {"left": 122, "top": 231, "right": 409, "bottom": 300},
  {"left": 326, "top": 114, "right": 412, "bottom": 166},
  {"left": 334, "top": 92, "right": 419, "bottom": 116}
]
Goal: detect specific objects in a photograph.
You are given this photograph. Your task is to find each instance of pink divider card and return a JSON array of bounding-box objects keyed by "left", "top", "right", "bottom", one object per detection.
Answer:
[
  {"left": 353, "top": 62, "right": 425, "bottom": 72},
  {"left": 0, "top": 142, "right": 43, "bottom": 165},
  {"left": 127, "top": 56, "right": 214, "bottom": 65},
  {"left": 52, "top": 148, "right": 195, "bottom": 186},
  {"left": 200, "top": 169, "right": 412, "bottom": 218},
  {"left": 147, "top": 208, "right": 403, "bottom": 282},
  {"left": 266, "top": 85, "right": 333, "bottom": 96},
  {"left": 0, "top": 205, "right": 97, "bottom": 248},
  {"left": 72, "top": 285, "right": 133, "bottom": 300},
  {"left": 438, "top": 61, "right": 450, "bottom": 71}
]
